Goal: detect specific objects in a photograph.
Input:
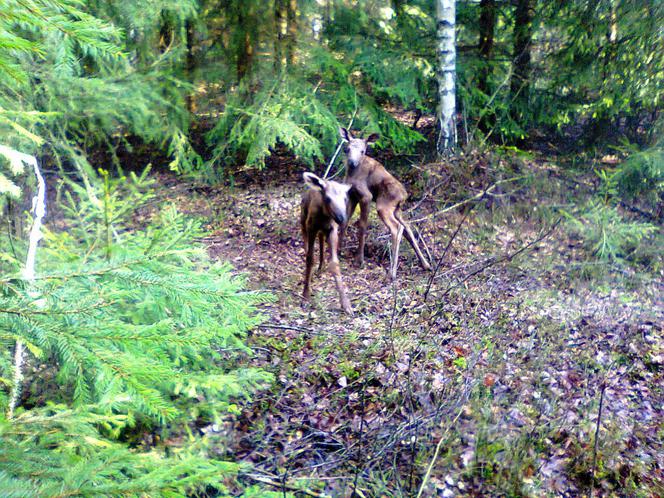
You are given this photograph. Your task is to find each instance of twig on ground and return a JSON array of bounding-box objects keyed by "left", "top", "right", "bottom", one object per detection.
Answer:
[
  {"left": 422, "top": 196, "right": 478, "bottom": 303},
  {"left": 407, "top": 177, "right": 451, "bottom": 213},
  {"left": 258, "top": 323, "right": 315, "bottom": 333},
  {"left": 410, "top": 175, "right": 528, "bottom": 223},
  {"left": 244, "top": 473, "right": 326, "bottom": 497},
  {"left": 590, "top": 381, "right": 607, "bottom": 498},
  {"left": 351, "top": 378, "right": 368, "bottom": 497},
  {"left": 416, "top": 350, "right": 481, "bottom": 498},
  {"left": 437, "top": 217, "right": 562, "bottom": 301}
]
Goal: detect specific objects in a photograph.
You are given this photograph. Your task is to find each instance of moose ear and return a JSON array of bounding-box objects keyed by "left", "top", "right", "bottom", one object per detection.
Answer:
[
  {"left": 366, "top": 133, "right": 379, "bottom": 146},
  {"left": 303, "top": 172, "right": 326, "bottom": 191},
  {"left": 339, "top": 127, "right": 352, "bottom": 142}
]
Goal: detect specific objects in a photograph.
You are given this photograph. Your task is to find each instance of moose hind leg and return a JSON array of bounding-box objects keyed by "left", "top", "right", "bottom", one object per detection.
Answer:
[
  {"left": 339, "top": 196, "right": 358, "bottom": 257},
  {"left": 355, "top": 198, "right": 371, "bottom": 267},
  {"left": 377, "top": 205, "right": 402, "bottom": 280},
  {"left": 395, "top": 209, "right": 431, "bottom": 270},
  {"left": 316, "top": 232, "right": 326, "bottom": 274}
]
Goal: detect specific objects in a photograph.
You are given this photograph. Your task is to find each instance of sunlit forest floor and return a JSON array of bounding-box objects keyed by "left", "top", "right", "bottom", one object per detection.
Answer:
[{"left": 147, "top": 145, "right": 663, "bottom": 496}]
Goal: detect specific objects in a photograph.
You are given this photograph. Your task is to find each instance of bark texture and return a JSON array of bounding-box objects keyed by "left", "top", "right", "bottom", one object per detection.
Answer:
[
  {"left": 236, "top": 2, "right": 255, "bottom": 80},
  {"left": 286, "top": 0, "right": 297, "bottom": 66},
  {"left": 478, "top": 0, "right": 496, "bottom": 95},
  {"left": 436, "top": 0, "right": 457, "bottom": 155},
  {"left": 510, "top": 0, "right": 536, "bottom": 113}
]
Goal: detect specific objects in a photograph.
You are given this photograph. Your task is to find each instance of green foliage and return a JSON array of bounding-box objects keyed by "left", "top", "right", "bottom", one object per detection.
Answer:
[
  {"left": 1, "top": 406, "right": 242, "bottom": 497},
  {"left": 0, "top": 145, "right": 32, "bottom": 199},
  {"left": 0, "top": 169, "right": 272, "bottom": 494},
  {"left": 533, "top": 0, "right": 663, "bottom": 139},
  {"left": 565, "top": 200, "right": 657, "bottom": 262},
  {"left": 613, "top": 144, "right": 664, "bottom": 208},
  {"left": 207, "top": 77, "right": 337, "bottom": 170},
  {"left": 206, "top": 37, "right": 427, "bottom": 172},
  {"left": 0, "top": 0, "right": 201, "bottom": 182},
  {"left": 564, "top": 167, "right": 657, "bottom": 263},
  {"left": 0, "top": 0, "right": 123, "bottom": 85}
]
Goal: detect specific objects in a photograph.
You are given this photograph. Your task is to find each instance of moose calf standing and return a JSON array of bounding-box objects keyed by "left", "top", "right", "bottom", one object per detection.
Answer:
[
  {"left": 339, "top": 127, "right": 431, "bottom": 280},
  {"left": 300, "top": 172, "right": 354, "bottom": 316}
]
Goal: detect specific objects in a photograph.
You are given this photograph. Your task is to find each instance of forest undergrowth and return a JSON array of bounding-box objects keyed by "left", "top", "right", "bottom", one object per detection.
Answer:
[{"left": 153, "top": 146, "right": 662, "bottom": 497}]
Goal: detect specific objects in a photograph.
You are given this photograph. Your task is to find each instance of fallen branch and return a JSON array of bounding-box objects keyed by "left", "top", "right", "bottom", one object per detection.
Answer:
[
  {"left": 257, "top": 323, "right": 314, "bottom": 333},
  {"left": 410, "top": 175, "right": 528, "bottom": 223},
  {"left": 438, "top": 217, "right": 562, "bottom": 300},
  {"left": 406, "top": 176, "right": 451, "bottom": 213},
  {"left": 416, "top": 405, "right": 465, "bottom": 498},
  {"left": 244, "top": 473, "right": 326, "bottom": 497},
  {"left": 422, "top": 191, "right": 479, "bottom": 303}
]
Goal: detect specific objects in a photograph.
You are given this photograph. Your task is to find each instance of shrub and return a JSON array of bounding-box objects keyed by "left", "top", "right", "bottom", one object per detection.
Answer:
[{"left": 0, "top": 165, "right": 272, "bottom": 495}]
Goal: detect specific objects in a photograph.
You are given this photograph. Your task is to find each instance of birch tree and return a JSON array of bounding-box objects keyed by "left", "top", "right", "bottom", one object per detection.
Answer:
[
  {"left": 436, "top": 0, "right": 457, "bottom": 155},
  {"left": 0, "top": 145, "right": 46, "bottom": 419}
]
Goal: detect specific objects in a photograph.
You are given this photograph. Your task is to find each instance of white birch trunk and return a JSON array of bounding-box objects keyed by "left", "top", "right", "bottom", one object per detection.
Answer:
[
  {"left": 436, "top": 0, "right": 457, "bottom": 155},
  {"left": 0, "top": 145, "right": 46, "bottom": 418}
]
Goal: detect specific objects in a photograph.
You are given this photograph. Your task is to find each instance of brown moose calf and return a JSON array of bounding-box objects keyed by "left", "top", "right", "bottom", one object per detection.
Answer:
[{"left": 300, "top": 172, "right": 353, "bottom": 316}]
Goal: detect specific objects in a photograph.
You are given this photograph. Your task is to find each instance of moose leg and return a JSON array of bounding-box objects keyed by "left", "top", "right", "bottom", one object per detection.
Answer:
[
  {"left": 303, "top": 231, "right": 317, "bottom": 301},
  {"left": 394, "top": 209, "right": 431, "bottom": 270},
  {"left": 377, "top": 203, "right": 403, "bottom": 280},
  {"left": 393, "top": 225, "right": 404, "bottom": 278},
  {"left": 316, "top": 232, "right": 326, "bottom": 275},
  {"left": 355, "top": 196, "right": 371, "bottom": 267},
  {"left": 328, "top": 227, "right": 353, "bottom": 315},
  {"left": 339, "top": 196, "right": 358, "bottom": 256}
]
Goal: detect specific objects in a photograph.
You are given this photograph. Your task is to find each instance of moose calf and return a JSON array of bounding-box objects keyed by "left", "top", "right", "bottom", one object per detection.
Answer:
[
  {"left": 339, "top": 127, "right": 431, "bottom": 280},
  {"left": 300, "top": 172, "right": 354, "bottom": 316}
]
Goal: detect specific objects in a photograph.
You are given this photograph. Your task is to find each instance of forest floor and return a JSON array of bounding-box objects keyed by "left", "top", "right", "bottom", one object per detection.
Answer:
[{"left": 158, "top": 149, "right": 662, "bottom": 497}]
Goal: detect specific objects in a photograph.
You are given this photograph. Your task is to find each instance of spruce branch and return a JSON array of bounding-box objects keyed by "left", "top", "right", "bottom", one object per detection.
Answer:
[{"left": 2, "top": 145, "right": 45, "bottom": 419}]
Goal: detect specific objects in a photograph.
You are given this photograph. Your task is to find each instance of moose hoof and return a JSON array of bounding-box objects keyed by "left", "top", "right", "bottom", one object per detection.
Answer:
[{"left": 354, "top": 257, "right": 364, "bottom": 268}]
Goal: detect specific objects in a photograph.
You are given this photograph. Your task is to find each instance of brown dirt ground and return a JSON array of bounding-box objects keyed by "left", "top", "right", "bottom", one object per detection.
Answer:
[{"left": 155, "top": 153, "right": 662, "bottom": 497}]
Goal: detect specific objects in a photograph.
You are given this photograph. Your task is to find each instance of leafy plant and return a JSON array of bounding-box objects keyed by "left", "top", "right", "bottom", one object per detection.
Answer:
[
  {"left": 565, "top": 200, "right": 657, "bottom": 262},
  {"left": 613, "top": 143, "right": 664, "bottom": 209}
]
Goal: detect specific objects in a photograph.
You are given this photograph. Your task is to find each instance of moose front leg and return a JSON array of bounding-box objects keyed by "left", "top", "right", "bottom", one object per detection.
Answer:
[
  {"left": 355, "top": 194, "right": 372, "bottom": 267},
  {"left": 328, "top": 227, "right": 353, "bottom": 315},
  {"left": 303, "top": 231, "right": 317, "bottom": 301}
]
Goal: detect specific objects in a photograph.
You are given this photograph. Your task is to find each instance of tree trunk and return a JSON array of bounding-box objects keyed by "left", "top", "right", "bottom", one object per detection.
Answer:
[
  {"left": 274, "top": 0, "right": 287, "bottom": 70},
  {"left": 286, "top": 0, "right": 297, "bottom": 67},
  {"left": 436, "top": 0, "right": 457, "bottom": 155},
  {"left": 324, "top": 0, "right": 332, "bottom": 31},
  {"left": 510, "top": 0, "right": 536, "bottom": 116},
  {"left": 393, "top": 0, "right": 405, "bottom": 27},
  {"left": 185, "top": 18, "right": 196, "bottom": 113},
  {"left": 236, "top": 2, "right": 255, "bottom": 81},
  {"left": 478, "top": 0, "right": 496, "bottom": 96},
  {"left": 604, "top": 0, "right": 617, "bottom": 75}
]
